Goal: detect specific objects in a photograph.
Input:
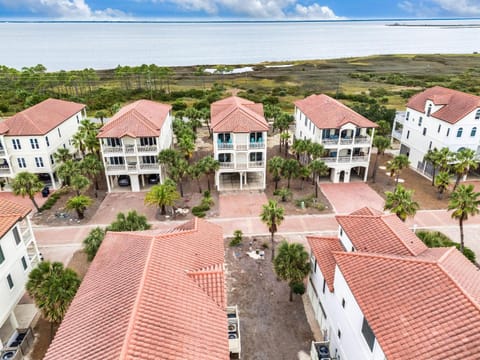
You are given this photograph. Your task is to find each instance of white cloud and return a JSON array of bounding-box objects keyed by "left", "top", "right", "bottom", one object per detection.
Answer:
[
  {"left": 399, "top": 0, "right": 480, "bottom": 16},
  {"left": 0, "top": 0, "right": 129, "bottom": 19},
  {"left": 151, "top": 0, "right": 340, "bottom": 19}
]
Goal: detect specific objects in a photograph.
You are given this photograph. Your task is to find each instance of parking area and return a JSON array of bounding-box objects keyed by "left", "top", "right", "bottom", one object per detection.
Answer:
[
  {"left": 219, "top": 191, "right": 268, "bottom": 218},
  {"left": 319, "top": 183, "right": 384, "bottom": 214}
]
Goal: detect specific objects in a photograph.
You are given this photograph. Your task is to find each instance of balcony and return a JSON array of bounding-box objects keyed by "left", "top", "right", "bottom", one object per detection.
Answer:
[
  {"left": 105, "top": 163, "right": 159, "bottom": 172},
  {"left": 319, "top": 155, "right": 369, "bottom": 164},
  {"left": 217, "top": 141, "right": 266, "bottom": 151},
  {"left": 218, "top": 143, "right": 234, "bottom": 150},
  {"left": 322, "top": 135, "right": 371, "bottom": 146},
  {"left": 0, "top": 164, "right": 11, "bottom": 174},
  {"left": 0, "top": 148, "right": 6, "bottom": 156},
  {"left": 102, "top": 144, "right": 158, "bottom": 155},
  {"left": 219, "top": 161, "right": 265, "bottom": 170}
]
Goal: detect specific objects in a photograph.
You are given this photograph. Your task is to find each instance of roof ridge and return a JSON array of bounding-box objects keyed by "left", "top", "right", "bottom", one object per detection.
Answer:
[
  {"left": 436, "top": 248, "right": 480, "bottom": 312},
  {"left": 129, "top": 108, "right": 159, "bottom": 132},
  {"left": 333, "top": 250, "right": 437, "bottom": 264},
  {"left": 118, "top": 236, "right": 156, "bottom": 359}
]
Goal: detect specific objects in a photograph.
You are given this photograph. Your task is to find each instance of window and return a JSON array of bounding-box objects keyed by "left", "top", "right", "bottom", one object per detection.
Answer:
[
  {"left": 341, "top": 298, "right": 346, "bottom": 308},
  {"left": 457, "top": 128, "right": 463, "bottom": 138},
  {"left": 249, "top": 152, "right": 263, "bottom": 162},
  {"left": 45, "top": 136, "right": 50, "bottom": 147},
  {"left": 426, "top": 104, "right": 432, "bottom": 117},
  {"left": 0, "top": 245, "right": 4, "bottom": 264},
  {"left": 12, "top": 139, "right": 21, "bottom": 150},
  {"left": 322, "top": 279, "right": 326, "bottom": 294},
  {"left": 446, "top": 128, "right": 450, "bottom": 137},
  {"left": 422, "top": 128, "right": 427, "bottom": 136},
  {"left": 475, "top": 109, "right": 480, "bottom": 120},
  {"left": 142, "top": 156, "right": 156, "bottom": 164},
  {"left": 76, "top": 115, "right": 80, "bottom": 124},
  {"left": 471, "top": 127, "right": 477, "bottom": 137},
  {"left": 50, "top": 155, "right": 55, "bottom": 165},
  {"left": 429, "top": 141, "right": 433, "bottom": 150},
  {"left": 340, "top": 228, "right": 343, "bottom": 236},
  {"left": 140, "top": 137, "right": 157, "bottom": 146},
  {"left": 218, "top": 153, "right": 231, "bottom": 163},
  {"left": 6, "top": 274, "right": 14, "bottom": 289},
  {"left": 304, "top": 115, "right": 307, "bottom": 126},
  {"left": 17, "top": 158, "right": 26, "bottom": 168},
  {"left": 35, "top": 157, "right": 44, "bottom": 168},
  {"left": 405, "top": 111, "right": 409, "bottom": 121},
  {"left": 362, "top": 317, "right": 376, "bottom": 351},
  {"left": 250, "top": 132, "right": 263, "bottom": 142},
  {"left": 30, "top": 138, "right": 39, "bottom": 149},
  {"left": 337, "top": 329, "right": 341, "bottom": 339},
  {"left": 109, "top": 157, "right": 124, "bottom": 165},
  {"left": 13, "top": 227, "right": 21, "bottom": 245},
  {"left": 21, "top": 256, "right": 28, "bottom": 270},
  {"left": 218, "top": 133, "right": 231, "bottom": 143},
  {"left": 406, "top": 130, "right": 410, "bottom": 139},
  {"left": 107, "top": 138, "right": 121, "bottom": 147},
  {"left": 58, "top": 128, "right": 62, "bottom": 137},
  {"left": 437, "top": 124, "right": 441, "bottom": 133},
  {"left": 418, "top": 117, "right": 423, "bottom": 126},
  {"left": 313, "top": 127, "right": 315, "bottom": 135}
]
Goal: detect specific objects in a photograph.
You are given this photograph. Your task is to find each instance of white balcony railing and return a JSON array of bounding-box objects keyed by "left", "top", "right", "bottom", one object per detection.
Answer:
[
  {"left": 322, "top": 135, "right": 371, "bottom": 146},
  {"left": 354, "top": 136, "right": 372, "bottom": 144},
  {"left": 0, "top": 165, "right": 11, "bottom": 174},
  {"left": 0, "top": 149, "right": 6, "bottom": 156},
  {"left": 102, "top": 146, "right": 123, "bottom": 154},
  {"left": 218, "top": 143, "right": 234, "bottom": 150},
  {"left": 219, "top": 161, "right": 265, "bottom": 169},
  {"left": 102, "top": 144, "right": 159, "bottom": 154},
  {"left": 106, "top": 164, "right": 127, "bottom": 171},
  {"left": 217, "top": 142, "right": 265, "bottom": 151},
  {"left": 319, "top": 155, "right": 369, "bottom": 164},
  {"left": 106, "top": 163, "right": 159, "bottom": 172}
]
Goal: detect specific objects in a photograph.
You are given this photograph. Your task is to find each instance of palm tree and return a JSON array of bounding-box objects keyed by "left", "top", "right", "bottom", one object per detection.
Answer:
[
  {"left": 94, "top": 110, "right": 108, "bottom": 125},
  {"left": 448, "top": 184, "right": 480, "bottom": 253},
  {"left": 144, "top": 180, "right": 180, "bottom": 215},
  {"left": 170, "top": 158, "right": 189, "bottom": 197},
  {"left": 437, "top": 147, "right": 454, "bottom": 172},
  {"left": 70, "top": 174, "right": 90, "bottom": 196},
  {"left": 268, "top": 156, "right": 284, "bottom": 190},
  {"left": 308, "top": 142, "right": 325, "bottom": 161},
  {"left": 199, "top": 156, "right": 220, "bottom": 192},
  {"left": 107, "top": 210, "right": 151, "bottom": 231},
  {"left": 189, "top": 162, "right": 204, "bottom": 193},
  {"left": 308, "top": 160, "right": 329, "bottom": 198},
  {"left": 452, "top": 148, "right": 478, "bottom": 190},
  {"left": 177, "top": 135, "right": 195, "bottom": 160},
  {"left": 260, "top": 200, "right": 285, "bottom": 261},
  {"left": 71, "top": 131, "right": 87, "bottom": 157},
  {"left": 423, "top": 148, "right": 441, "bottom": 186},
  {"left": 79, "top": 154, "right": 103, "bottom": 198},
  {"left": 26, "top": 261, "right": 80, "bottom": 339},
  {"left": 53, "top": 148, "right": 73, "bottom": 164},
  {"left": 158, "top": 148, "right": 181, "bottom": 176},
  {"left": 390, "top": 154, "right": 410, "bottom": 186},
  {"left": 66, "top": 195, "right": 92, "bottom": 219},
  {"left": 371, "top": 135, "right": 390, "bottom": 183},
  {"left": 56, "top": 160, "right": 80, "bottom": 187},
  {"left": 384, "top": 185, "right": 419, "bottom": 221},
  {"left": 299, "top": 165, "right": 311, "bottom": 190},
  {"left": 281, "top": 159, "right": 300, "bottom": 189},
  {"left": 276, "top": 187, "right": 292, "bottom": 202},
  {"left": 434, "top": 171, "right": 451, "bottom": 199},
  {"left": 11, "top": 172, "right": 44, "bottom": 212},
  {"left": 274, "top": 241, "right": 310, "bottom": 301},
  {"left": 83, "top": 227, "right": 106, "bottom": 261}
]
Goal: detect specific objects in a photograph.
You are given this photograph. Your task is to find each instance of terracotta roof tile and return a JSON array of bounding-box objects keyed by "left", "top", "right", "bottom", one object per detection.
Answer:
[
  {"left": 336, "top": 212, "right": 427, "bottom": 256},
  {"left": 0, "top": 199, "right": 31, "bottom": 237},
  {"left": 0, "top": 98, "right": 85, "bottom": 136},
  {"left": 407, "top": 86, "right": 480, "bottom": 124},
  {"left": 211, "top": 96, "right": 268, "bottom": 133},
  {"left": 97, "top": 100, "right": 171, "bottom": 138},
  {"left": 334, "top": 251, "right": 480, "bottom": 360},
  {"left": 44, "top": 218, "right": 229, "bottom": 360},
  {"left": 294, "top": 94, "right": 378, "bottom": 130},
  {"left": 349, "top": 206, "right": 383, "bottom": 216},
  {"left": 307, "top": 236, "right": 344, "bottom": 291}
]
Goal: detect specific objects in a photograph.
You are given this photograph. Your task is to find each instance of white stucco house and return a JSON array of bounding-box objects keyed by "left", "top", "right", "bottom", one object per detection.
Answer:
[
  {"left": 0, "top": 99, "right": 87, "bottom": 189},
  {"left": 97, "top": 100, "right": 173, "bottom": 192},
  {"left": 0, "top": 199, "right": 41, "bottom": 356},
  {"left": 392, "top": 86, "right": 480, "bottom": 177},
  {"left": 294, "top": 94, "right": 378, "bottom": 183},
  {"left": 307, "top": 207, "right": 480, "bottom": 360},
  {"left": 211, "top": 96, "right": 268, "bottom": 191}
]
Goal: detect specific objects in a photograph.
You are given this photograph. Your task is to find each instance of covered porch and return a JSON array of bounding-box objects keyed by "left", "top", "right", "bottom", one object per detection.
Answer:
[{"left": 216, "top": 170, "right": 265, "bottom": 191}]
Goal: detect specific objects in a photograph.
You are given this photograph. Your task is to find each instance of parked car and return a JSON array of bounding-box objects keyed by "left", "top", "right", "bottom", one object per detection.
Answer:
[
  {"left": 148, "top": 174, "right": 160, "bottom": 184},
  {"left": 118, "top": 175, "right": 131, "bottom": 187}
]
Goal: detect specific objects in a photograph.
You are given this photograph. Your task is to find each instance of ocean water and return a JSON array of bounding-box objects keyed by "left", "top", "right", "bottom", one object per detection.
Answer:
[{"left": 0, "top": 19, "right": 479, "bottom": 71}]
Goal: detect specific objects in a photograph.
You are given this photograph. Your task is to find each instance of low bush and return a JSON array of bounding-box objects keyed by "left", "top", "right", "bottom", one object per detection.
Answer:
[
  {"left": 291, "top": 282, "right": 306, "bottom": 295},
  {"left": 295, "top": 195, "right": 326, "bottom": 211},
  {"left": 40, "top": 192, "right": 62, "bottom": 211},
  {"left": 229, "top": 230, "right": 243, "bottom": 247}
]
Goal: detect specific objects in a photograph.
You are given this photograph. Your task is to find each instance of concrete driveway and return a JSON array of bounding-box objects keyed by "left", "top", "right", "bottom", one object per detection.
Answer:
[
  {"left": 219, "top": 191, "right": 268, "bottom": 218},
  {"left": 319, "top": 183, "right": 385, "bottom": 214}
]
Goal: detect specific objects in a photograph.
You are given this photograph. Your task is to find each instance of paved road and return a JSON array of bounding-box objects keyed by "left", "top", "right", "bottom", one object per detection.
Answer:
[{"left": 33, "top": 209, "right": 480, "bottom": 265}]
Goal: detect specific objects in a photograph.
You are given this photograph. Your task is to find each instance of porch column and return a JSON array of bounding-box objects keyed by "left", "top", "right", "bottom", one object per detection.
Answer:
[
  {"left": 106, "top": 175, "right": 112, "bottom": 192},
  {"left": 363, "top": 167, "right": 368, "bottom": 182},
  {"left": 49, "top": 172, "right": 57, "bottom": 190},
  {"left": 240, "top": 173, "right": 243, "bottom": 190}
]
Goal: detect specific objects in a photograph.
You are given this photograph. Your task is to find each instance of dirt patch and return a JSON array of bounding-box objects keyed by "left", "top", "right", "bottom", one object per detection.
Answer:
[
  {"left": 226, "top": 236, "right": 313, "bottom": 359},
  {"left": 368, "top": 153, "right": 450, "bottom": 210}
]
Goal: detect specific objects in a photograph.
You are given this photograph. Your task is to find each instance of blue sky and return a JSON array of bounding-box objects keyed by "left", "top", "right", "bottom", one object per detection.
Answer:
[{"left": 0, "top": 0, "right": 479, "bottom": 20}]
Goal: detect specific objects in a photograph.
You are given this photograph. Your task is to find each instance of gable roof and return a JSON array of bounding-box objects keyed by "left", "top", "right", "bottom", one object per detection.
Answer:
[
  {"left": 97, "top": 100, "right": 171, "bottom": 138},
  {"left": 307, "top": 236, "right": 344, "bottom": 292},
  {"left": 0, "top": 199, "right": 31, "bottom": 237},
  {"left": 336, "top": 212, "right": 427, "bottom": 256},
  {"left": 334, "top": 250, "right": 480, "bottom": 360},
  {"left": 407, "top": 86, "right": 480, "bottom": 124},
  {"left": 44, "top": 218, "right": 229, "bottom": 360},
  {"left": 0, "top": 98, "right": 85, "bottom": 136},
  {"left": 294, "top": 94, "right": 378, "bottom": 130},
  {"left": 211, "top": 96, "right": 268, "bottom": 133}
]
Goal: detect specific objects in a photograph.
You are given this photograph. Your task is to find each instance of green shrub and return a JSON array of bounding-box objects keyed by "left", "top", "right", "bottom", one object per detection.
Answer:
[
  {"left": 40, "top": 192, "right": 62, "bottom": 211},
  {"left": 294, "top": 195, "right": 326, "bottom": 211},
  {"left": 229, "top": 230, "right": 243, "bottom": 247},
  {"left": 192, "top": 206, "right": 207, "bottom": 218},
  {"left": 291, "top": 282, "right": 305, "bottom": 295}
]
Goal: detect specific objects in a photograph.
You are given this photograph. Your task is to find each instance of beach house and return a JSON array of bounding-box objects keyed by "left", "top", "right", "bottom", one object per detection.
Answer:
[
  {"left": 44, "top": 218, "right": 236, "bottom": 360},
  {"left": 307, "top": 207, "right": 480, "bottom": 360},
  {"left": 294, "top": 94, "right": 377, "bottom": 183},
  {"left": 211, "top": 96, "right": 269, "bottom": 191},
  {"left": 392, "top": 86, "right": 480, "bottom": 178},
  {"left": 0, "top": 199, "right": 41, "bottom": 357},
  {"left": 97, "top": 100, "right": 172, "bottom": 192},
  {"left": 0, "top": 99, "right": 87, "bottom": 189}
]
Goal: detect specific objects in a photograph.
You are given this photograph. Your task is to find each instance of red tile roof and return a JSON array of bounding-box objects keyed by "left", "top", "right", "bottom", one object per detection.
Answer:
[
  {"left": 211, "top": 96, "right": 268, "bottom": 133},
  {"left": 294, "top": 94, "right": 378, "bottom": 130},
  {"left": 334, "top": 251, "right": 480, "bottom": 360},
  {"left": 0, "top": 98, "right": 85, "bottom": 136},
  {"left": 336, "top": 212, "right": 427, "bottom": 256},
  {"left": 307, "top": 236, "right": 344, "bottom": 292},
  {"left": 97, "top": 100, "right": 171, "bottom": 138},
  {"left": 44, "top": 218, "right": 229, "bottom": 360},
  {"left": 349, "top": 206, "right": 383, "bottom": 216},
  {"left": 0, "top": 199, "right": 31, "bottom": 237},
  {"left": 407, "top": 86, "right": 480, "bottom": 124}
]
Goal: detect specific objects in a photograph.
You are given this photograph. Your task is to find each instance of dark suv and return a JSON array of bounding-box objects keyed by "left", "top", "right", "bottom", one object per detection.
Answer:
[{"left": 118, "top": 175, "right": 131, "bottom": 187}]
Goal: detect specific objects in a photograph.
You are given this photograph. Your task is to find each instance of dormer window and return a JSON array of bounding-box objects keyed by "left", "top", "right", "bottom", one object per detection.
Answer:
[
  {"left": 475, "top": 110, "right": 480, "bottom": 121},
  {"left": 426, "top": 104, "right": 432, "bottom": 117}
]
